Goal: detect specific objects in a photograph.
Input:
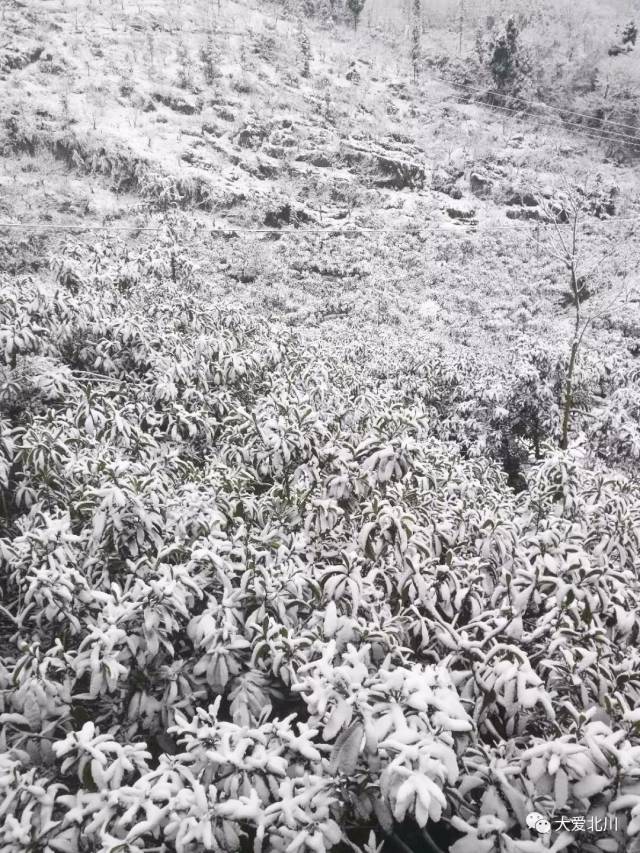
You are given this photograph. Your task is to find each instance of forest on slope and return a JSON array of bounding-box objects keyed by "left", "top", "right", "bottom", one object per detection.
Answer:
[{"left": 1, "top": 1, "right": 640, "bottom": 852}]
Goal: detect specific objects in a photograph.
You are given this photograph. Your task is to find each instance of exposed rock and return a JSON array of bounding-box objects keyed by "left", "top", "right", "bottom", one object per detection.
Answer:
[
  {"left": 0, "top": 42, "right": 44, "bottom": 74},
  {"left": 432, "top": 165, "right": 464, "bottom": 199},
  {"left": 346, "top": 62, "right": 360, "bottom": 83},
  {"left": 38, "top": 52, "right": 67, "bottom": 75},
  {"left": 592, "top": 198, "right": 617, "bottom": 218},
  {"left": 180, "top": 147, "right": 215, "bottom": 171},
  {"left": 270, "top": 130, "right": 298, "bottom": 147},
  {"left": 388, "top": 132, "right": 415, "bottom": 145},
  {"left": 387, "top": 82, "right": 410, "bottom": 101},
  {"left": 608, "top": 42, "right": 634, "bottom": 57},
  {"left": 264, "top": 204, "right": 317, "bottom": 228},
  {"left": 505, "top": 191, "right": 538, "bottom": 207},
  {"left": 548, "top": 201, "right": 570, "bottom": 222},
  {"left": 216, "top": 190, "right": 248, "bottom": 210},
  {"left": 374, "top": 155, "right": 425, "bottom": 190},
  {"left": 340, "top": 141, "right": 425, "bottom": 190},
  {"left": 264, "top": 144, "right": 288, "bottom": 159},
  {"left": 446, "top": 204, "right": 477, "bottom": 222},
  {"left": 256, "top": 156, "right": 281, "bottom": 178},
  {"left": 506, "top": 208, "right": 544, "bottom": 221},
  {"left": 236, "top": 123, "right": 268, "bottom": 149},
  {"left": 152, "top": 91, "right": 198, "bottom": 114},
  {"left": 202, "top": 121, "right": 225, "bottom": 137},
  {"left": 215, "top": 107, "right": 236, "bottom": 122},
  {"left": 581, "top": 181, "right": 619, "bottom": 218},
  {"left": 470, "top": 171, "right": 493, "bottom": 197},
  {"left": 324, "top": 208, "right": 349, "bottom": 220},
  {"left": 291, "top": 260, "right": 362, "bottom": 278},
  {"left": 294, "top": 151, "right": 333, "bottom": 167}
]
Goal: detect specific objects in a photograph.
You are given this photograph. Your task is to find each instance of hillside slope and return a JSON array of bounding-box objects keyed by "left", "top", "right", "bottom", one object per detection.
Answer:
[{"left": 2, "top": 0, "right": 639, "bottom": 368}]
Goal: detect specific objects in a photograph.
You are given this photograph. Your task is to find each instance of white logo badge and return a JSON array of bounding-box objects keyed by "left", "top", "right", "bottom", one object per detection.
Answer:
[{"left": 526, "top": 812, "right": 551, "bottom": 834}]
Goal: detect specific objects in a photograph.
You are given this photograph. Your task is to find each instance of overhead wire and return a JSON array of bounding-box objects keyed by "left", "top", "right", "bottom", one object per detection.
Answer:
[
  {"left": 3, "top": 4, "right": 639, "bottom": 245},
  {"left": 5, "top": 7, "right": 640, "bottom": 143},
  {"left": 1, "top": 218, "right": 639, "bottom": 236},
  {"left": 425, "top": 81, "right": 640, "bottom": 148},
  {"left": 425, "top": 72, "right": 640, "bottom": 137}
]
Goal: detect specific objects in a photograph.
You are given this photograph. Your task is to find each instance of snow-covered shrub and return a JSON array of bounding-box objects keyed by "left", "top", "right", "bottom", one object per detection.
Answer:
[{"left": 2, "top": 260, "right": 640, "bottom": 853}]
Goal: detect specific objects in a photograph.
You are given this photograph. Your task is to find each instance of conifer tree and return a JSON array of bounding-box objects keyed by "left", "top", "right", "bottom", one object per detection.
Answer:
[
  {"left": 317, "top": 0, "right": 333, "bottom": 29},
  {"left": 411, "top": 0, "right": 422, "bottom": 82},
  {"left": 488, "top": 17, "right": 528, "bottom": 93},
  {"left": 347, "top": 0, "right": 365, "bottom": 31},
  {"left": 622, "top": 20, "right": 638, "bottom": 46},
  {"left": 297, "top": 19, "right": 312, "bottom": 77}
]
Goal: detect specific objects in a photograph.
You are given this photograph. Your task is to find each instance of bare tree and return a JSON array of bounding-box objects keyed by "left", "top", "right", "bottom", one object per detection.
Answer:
[{"left": 533, "top": 179, "right": 636, "bottom": 449}]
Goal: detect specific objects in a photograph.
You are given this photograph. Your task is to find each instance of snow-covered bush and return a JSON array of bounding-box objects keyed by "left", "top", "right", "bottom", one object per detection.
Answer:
[{"left": 2, "top": 261, "right": 640, "bottom": 853}]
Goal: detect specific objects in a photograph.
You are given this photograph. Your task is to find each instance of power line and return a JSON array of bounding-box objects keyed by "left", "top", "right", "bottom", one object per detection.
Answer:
[
  {"left": 8, "top": 10, "right": 640, "bottom": 142},
  {"left": 427, "top": 72, "right": 640, "bottom": 137},
  {"left": 465, "top": 99, "right": 640, "bottom": 148},
  {"left": 4, "top": 18, "right": 282, "bottom": 38},
  {"left": 425, "top": 78, "right": 640, "bottom": 148},
  {"left": 55, "top": 25, "right": 244, "bottom": 36},
  {"left": 1, "top": 218, "right": 638, "bottom": 235},
  {"left": 446, "top": 97, "right": 640, "bottom": 151}
]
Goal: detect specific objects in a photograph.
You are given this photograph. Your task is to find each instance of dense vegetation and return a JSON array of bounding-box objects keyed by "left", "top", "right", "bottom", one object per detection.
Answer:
[
  {"left": 1, "top": 1, "right": 640, "bottom": 852},
  {"left": 1, "top": 236, "right": 640, "bottom": 853}
]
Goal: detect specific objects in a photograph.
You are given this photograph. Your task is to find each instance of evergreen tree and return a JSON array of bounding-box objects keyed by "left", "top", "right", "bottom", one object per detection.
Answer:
[
  {"left": 347, "top": 0, "right": 365, "bottom": 31},
  {"left": 488, "top": 18, "right": 528, "bottom": 93},
  {"left": 302, "top": 0, "right": 316, "bottom": 17},
  {"left": 411, "top": 0, "right": 422, "bottom": 82},
  {"left": 297, "top": 20, "right": 312, "bottom": 78},
  {"left": 200, "top": 32, "right": 221, "bottom": 85},
  {"left": 622, "top": 20, "right": 638, "bottom": 46},
  {"left": 317, "top": 0, "right": 333, "bottom": 29}
]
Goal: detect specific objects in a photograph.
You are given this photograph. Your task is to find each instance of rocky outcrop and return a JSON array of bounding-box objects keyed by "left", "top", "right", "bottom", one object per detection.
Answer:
[
  {"left": 506, "top": 208, "right": 544, "bottom": 221},
  {"left": 469, "top": 170, "right": 493, "bottom": 197},
  {"left": 310, "top": 152, "right": 333, "bottom": 167},
  {"left": 264, "top": 204, "right": 317, "bottom": 228},
  {"left": 432, "top": 164, "right": 464, "bottom": 199},
  {"left": 375, "top": 155, "right": 425, "bottom": 189},
  {"left": 295, "top": 151, "right": 333, "bottom": 167},
  {"left": 235, "top": 121, "right": 268, "bottom": 149},
  {"left": 0, "top": 42, "right": 44, "bottom": 75},
  {"left": 346, "top": 62, "right": 361, "bottom": 83},
  {"left": 152, "top": 91, "right": 199, "bottom": 115},
  {"left": 505, "top": 191, "right": 538, "bottom": 207},
  {"left": 340, "top": 140, "right": 425, "bottom": 190},
  {"left": 446, "top": 203, "right": 477, "bottom": 222}
]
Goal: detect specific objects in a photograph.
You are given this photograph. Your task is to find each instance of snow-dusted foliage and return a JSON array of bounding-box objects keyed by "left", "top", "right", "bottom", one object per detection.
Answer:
[{"left": 1, "top": 266, "right": 640, "bottom": 853}]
